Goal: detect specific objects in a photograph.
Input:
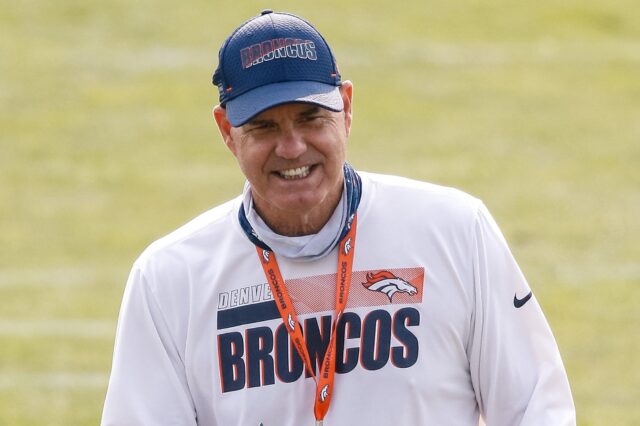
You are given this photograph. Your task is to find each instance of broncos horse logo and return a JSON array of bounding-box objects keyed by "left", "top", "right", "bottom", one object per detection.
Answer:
[
  {"left": 287, "top": 313, "right": 296, "bottom": 331},
  {"left": 362, "top": 271, "right": 418, "bottom": 302},
  {"left": 319, "top": 384, "right": 330, "bottom": 402}
]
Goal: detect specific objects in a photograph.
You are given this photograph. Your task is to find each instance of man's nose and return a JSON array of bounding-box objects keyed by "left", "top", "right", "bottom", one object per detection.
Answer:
[{"left": 274, "top": 129, "right": 307, "bottom": 159}]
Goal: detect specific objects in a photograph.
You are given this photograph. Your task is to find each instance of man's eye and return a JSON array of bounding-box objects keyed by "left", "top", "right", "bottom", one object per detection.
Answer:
[
  {"left": 301, "top": 115, "right": 321, "bottom": 123},
  {"left": 248, "top": 123, "right": 274, "bottom": 131}
]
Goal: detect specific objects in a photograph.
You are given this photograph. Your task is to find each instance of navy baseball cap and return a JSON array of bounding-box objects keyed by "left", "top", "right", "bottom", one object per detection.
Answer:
[{"left": 212, "top": 10, "right": 343, "bottom": 127}]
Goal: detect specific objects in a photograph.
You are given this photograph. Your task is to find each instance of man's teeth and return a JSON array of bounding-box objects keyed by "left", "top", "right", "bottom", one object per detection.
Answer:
[{"left": 279, "top": 166, "right": 311, "bottom": 180}]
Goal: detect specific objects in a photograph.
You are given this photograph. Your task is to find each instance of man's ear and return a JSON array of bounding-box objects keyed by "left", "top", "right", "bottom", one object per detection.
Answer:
[
  {"left": 213, "top": 105, "right": 237, "bottom": 156},
  {"left": 340, "top": 80, "right": 353, "bottom": 136}
]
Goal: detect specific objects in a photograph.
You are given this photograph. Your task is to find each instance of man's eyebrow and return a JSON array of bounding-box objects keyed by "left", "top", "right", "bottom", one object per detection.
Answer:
[
  {"left": 245, "top": 117, "right": 273, "bottom": 127},
  {"left": 298, "top": 106, "right": 322, "bottom": 117}
]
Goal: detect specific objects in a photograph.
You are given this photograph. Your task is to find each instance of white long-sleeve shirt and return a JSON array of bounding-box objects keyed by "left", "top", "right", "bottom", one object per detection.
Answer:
[{"left": 102, "top": 172, "right": 575, "bottom": 425}]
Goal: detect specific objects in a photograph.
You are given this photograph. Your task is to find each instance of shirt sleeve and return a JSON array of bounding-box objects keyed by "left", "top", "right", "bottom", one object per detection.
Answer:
[
  {"left": 101, "top": 262, "right": 197, "bottom": 426},
  {"left": 468, "top": 202, "right": 576, "bottom": 426}
]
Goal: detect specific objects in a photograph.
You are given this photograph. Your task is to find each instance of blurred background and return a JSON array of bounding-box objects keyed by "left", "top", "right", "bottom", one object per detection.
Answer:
[{"left": 1, "top": 0, "right": 638, "bottom": 424}]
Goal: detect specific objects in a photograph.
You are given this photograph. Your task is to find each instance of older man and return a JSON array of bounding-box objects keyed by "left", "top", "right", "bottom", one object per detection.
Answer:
[{"left": 102, "top": 10, "right": 575, "bottom": 426}]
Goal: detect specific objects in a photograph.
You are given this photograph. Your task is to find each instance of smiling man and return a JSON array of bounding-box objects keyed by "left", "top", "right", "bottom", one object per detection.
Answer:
[
  {"left": 214, "top": 98, "right": 352, "bottom": 237},
  {"left": 102, "top": 10, "right": 575, "bottom": 426}
]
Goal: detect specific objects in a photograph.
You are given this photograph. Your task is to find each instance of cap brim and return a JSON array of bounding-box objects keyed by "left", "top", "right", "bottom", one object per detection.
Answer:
[{"left": 225, "top": 81, "right": 343, "bottom": 127}]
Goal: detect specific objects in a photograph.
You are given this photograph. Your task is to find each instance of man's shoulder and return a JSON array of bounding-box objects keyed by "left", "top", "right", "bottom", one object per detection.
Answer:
[
  {"left": 360, "top": 171, "right": 482, "bottom": 212},
  {"left": 135, "top": 196, "right": 242, "bottom": 266},
  {"left": 358, "top": 171, "right": 485, "bottom": 244}
]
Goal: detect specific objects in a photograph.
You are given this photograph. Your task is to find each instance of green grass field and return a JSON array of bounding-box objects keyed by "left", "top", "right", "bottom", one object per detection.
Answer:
[{"left": 1, "top": 0, "right": 639, "bottom": 424}]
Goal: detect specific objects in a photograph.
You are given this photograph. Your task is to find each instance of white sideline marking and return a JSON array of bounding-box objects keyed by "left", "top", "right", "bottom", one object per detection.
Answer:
[
  {"left": 0, "top": 266, "right": 125, "bottom": 288},
  {"left": 345, "top": 40, "right": 640, "bottom": 66},
  {"left": 0, "top": 372, "right": 109, "bottom": 390},
  {"left": 0, "top": 319, "right": 114, "bottom": 338}
]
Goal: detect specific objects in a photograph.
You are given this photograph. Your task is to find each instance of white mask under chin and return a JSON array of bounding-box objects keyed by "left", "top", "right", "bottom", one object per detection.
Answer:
[{"left": 242, "top": 182, "right": 348, "bottom": 261}]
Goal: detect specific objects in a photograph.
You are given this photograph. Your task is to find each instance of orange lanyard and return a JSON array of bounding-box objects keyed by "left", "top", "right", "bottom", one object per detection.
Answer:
[{"left": 254, "top": 215, "right": 357, "bottom": 425}]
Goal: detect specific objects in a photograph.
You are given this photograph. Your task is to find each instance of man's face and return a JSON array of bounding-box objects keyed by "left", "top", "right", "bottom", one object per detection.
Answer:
[{"left": 214, "top": 82, "right": 353, "bottom": 230}]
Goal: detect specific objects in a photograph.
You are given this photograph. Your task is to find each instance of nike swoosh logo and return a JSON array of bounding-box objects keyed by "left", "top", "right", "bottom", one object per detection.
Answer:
[{"left": 513, "top": 291, "right": 533, "bottom": 308}]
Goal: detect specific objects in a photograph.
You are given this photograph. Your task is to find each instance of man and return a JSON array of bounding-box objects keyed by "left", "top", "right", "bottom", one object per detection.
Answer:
[{"left": 102, "top": 10, "right": 575, "bottom": 426}]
